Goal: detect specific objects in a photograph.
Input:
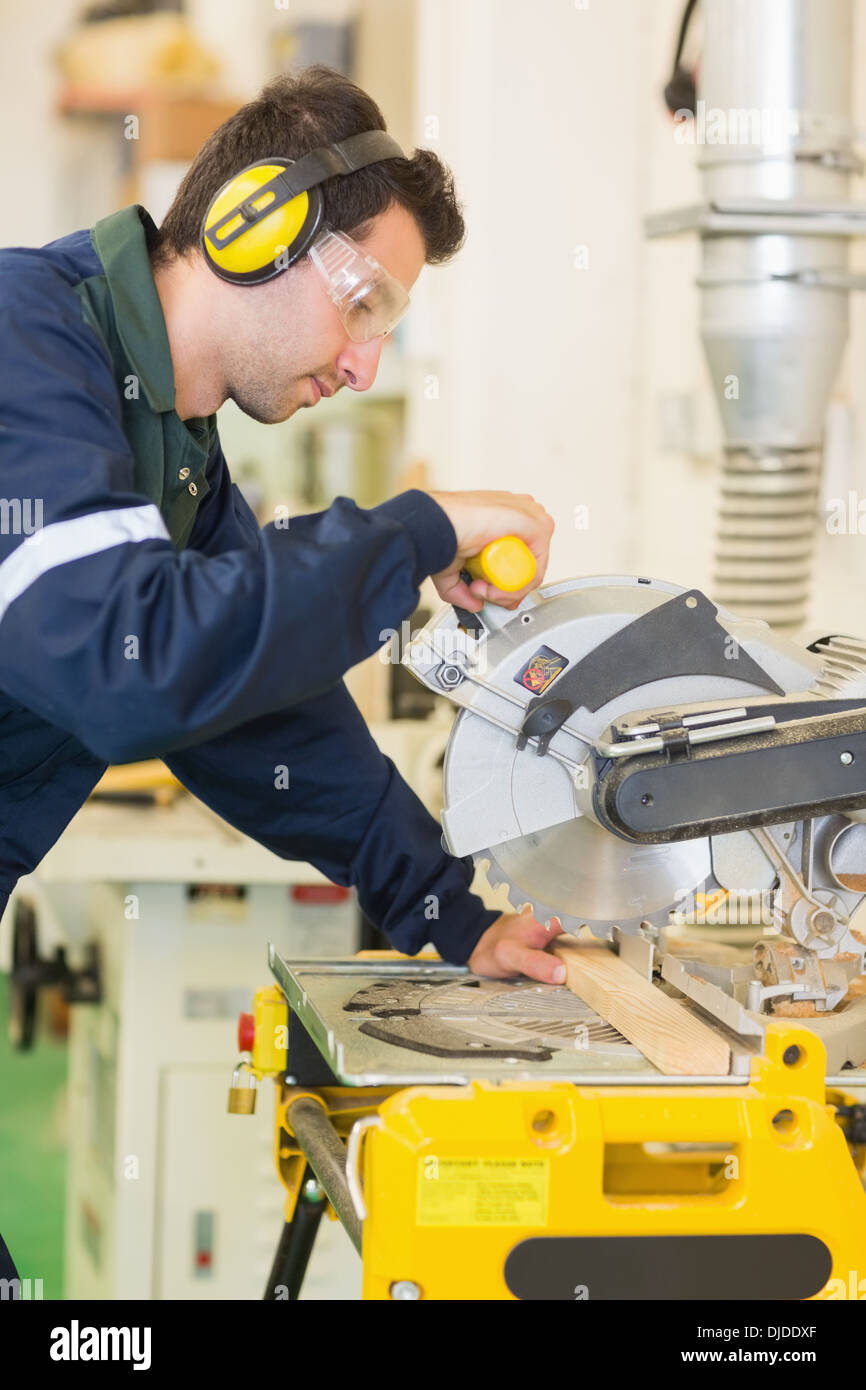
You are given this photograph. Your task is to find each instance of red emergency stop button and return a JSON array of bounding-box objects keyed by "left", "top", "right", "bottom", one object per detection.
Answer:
[{"left": 238, "top": 1011, "right": 255, "bottom": 1053}]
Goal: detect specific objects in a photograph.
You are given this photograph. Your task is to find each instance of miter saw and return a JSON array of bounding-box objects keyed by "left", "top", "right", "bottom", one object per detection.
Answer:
[
  {"left": 402, "top": 559, "right": 866, "bottom": 1031},
  {"left": 234, "top": 548, "right": 866, "bottom": 1301}
]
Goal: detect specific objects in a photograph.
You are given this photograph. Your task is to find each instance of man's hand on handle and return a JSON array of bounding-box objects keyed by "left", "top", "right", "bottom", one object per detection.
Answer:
[
  {"left": 467, "top": 909, "right": 567, "bottom": 984},
  {"left": 427, "top": 490, "right": 555, "bottom": 612}
]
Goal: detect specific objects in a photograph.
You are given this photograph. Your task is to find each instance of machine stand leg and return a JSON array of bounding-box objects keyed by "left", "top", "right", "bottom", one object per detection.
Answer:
[{"left": 263, "top": 1165, "right": 326, "bottom": 1301}]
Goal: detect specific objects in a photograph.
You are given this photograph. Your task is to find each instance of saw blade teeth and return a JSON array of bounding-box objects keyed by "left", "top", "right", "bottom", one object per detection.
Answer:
[
  {"left": 505, "top": 884, "right": 530, "bottom": 914},
  {"left": 584, "top": 921, "right": 615, "bottom": 942},
  {"left": 480, "top": 848, "right": 683, "bottom": 943},
  {"left": 482, "top": 856, "right": 505, "bottom": 891}
]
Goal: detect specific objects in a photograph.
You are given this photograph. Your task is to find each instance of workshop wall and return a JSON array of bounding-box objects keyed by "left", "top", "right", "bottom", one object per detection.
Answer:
[{"left": 405, "top": 0, "right": 649, "bottom": 584}]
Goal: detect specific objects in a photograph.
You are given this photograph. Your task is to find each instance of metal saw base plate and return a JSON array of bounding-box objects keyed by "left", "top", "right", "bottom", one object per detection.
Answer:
[
  {"left": 270, "top": 949, "right": 748, "bottom": 1087},
  {"left": 269, "top": 948, "right": 866, "bottom": 1089}
]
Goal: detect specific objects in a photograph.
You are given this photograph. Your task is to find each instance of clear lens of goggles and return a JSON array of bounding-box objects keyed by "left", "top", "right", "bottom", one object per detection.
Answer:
[{"left": 308, "top": 228, "right": 410, "bottom": 342}]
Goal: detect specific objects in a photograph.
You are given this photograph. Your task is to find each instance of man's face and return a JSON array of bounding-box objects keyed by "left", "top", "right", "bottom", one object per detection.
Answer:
[{"left": 222, "top": 201, "right": 426, "bottom": 424}]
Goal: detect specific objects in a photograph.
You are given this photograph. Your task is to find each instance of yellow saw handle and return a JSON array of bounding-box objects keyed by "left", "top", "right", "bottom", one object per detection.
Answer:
[{"left": 463, "top": 536, "right": 536, "bottom": 593}]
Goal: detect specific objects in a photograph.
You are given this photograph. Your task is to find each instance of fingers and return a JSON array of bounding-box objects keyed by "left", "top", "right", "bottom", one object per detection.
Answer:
[
  {"left": 505, "top": 496, "right": 555, "bottom": 555},
  {"left": 495, "top": 504, "right": 554, "bottom": 601},
  {"left": 472, "top": 578, "right": 524, "bottom": 610},
  {"left": 466, "top": 912, "right": 570, "bottom": 984},
  {"left": 492, "top": 910, "right": 567, "bottom": 983},
  {"left": 494, "top": 937, "right": 566, "bottom": 985},
  {"left": 435, "top": 574, "right": 484, "bottom": 610},
  {"left": 438, "top": 557, "right": 547, "bottom": 615},
  {"left": 477, "top": 589, "right": 520, "bottom": 610},
  {"left": 434, "top": 574, "right": 523, "bottom": 613},
  {"left": 428, "top": 490, "right": 556, "bottom": 591}
]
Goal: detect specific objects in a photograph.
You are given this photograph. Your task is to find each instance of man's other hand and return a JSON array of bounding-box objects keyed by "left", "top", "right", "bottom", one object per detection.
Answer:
[
  {"left": 428, "top": 490, "right": 554, "bottom": 612},
  {"left": 467, "top": 909, "right": 567, "bottom": 983}
]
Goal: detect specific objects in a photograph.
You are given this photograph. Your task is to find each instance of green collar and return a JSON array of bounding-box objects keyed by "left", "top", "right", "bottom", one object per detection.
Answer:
[{"left": 90, "top": 205, "right": 176, "bottom": 413}]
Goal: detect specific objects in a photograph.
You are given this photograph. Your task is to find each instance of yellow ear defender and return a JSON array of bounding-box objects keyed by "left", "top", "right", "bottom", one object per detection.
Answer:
[{"left": 201, "top": 129, "right": 405, "bottom": 286}]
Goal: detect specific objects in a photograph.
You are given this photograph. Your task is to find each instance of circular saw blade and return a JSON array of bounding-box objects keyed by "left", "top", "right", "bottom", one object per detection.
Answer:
[{"left": 482, "top": 815, "right": 712, "bottom": 938}]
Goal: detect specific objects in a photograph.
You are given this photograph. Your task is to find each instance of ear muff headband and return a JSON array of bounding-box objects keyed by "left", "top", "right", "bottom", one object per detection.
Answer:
[{"left": 201, "top": 129, "right": 405, "bottom": 286}]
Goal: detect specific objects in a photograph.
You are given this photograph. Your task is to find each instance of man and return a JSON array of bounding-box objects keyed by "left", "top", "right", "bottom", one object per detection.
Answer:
[{"left": 0, "top": 66, "right": 566, "bottom": 998}]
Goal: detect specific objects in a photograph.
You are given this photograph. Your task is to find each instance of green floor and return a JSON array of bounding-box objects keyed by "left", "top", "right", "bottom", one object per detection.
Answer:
[{"left": 0, "top": 974, "right": 68, "bottom": 1297}]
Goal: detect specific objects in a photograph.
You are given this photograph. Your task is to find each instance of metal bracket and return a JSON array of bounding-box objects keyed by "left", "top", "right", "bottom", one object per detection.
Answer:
[
  {"left": 346, "top": 1114, "right": 382, "bottom": 1223},
  {"left": 612, "top": 924, "right": 656, "bottom": 981}
]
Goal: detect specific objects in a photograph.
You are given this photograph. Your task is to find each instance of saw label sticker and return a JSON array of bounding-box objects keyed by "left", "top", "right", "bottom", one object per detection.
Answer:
[
  {"left": 416, "top": 1156, "right": 550, "bottom": 1227},
  {"left": 515, "top": 645, "right": 569, "bottom": 695}
]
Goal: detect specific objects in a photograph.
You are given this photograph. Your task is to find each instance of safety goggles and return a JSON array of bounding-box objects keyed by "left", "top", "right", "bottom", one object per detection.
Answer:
[{"left": 308, "top": 228, "right": 410, "bottom": 343}]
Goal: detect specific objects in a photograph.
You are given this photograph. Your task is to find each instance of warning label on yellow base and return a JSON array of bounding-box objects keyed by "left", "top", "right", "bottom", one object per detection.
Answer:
[{"left": 416, "top": 1156, "right": 549, "bottom": 1227}]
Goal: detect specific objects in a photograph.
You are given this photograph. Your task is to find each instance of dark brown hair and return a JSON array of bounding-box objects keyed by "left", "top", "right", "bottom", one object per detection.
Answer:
[{"left": 152, "top": 66, "right": 465, "bottom": 266}]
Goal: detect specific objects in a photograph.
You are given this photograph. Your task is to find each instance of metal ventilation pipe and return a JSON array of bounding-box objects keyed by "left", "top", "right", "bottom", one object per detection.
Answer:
[{"left": 649, "top": 0, "right": 866, "bottom": 630}]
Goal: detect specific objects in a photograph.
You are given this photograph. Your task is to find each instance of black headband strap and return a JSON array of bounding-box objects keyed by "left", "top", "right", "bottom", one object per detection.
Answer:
[{"left": 205, "top": 130, "right": 405, "bottom": 251}]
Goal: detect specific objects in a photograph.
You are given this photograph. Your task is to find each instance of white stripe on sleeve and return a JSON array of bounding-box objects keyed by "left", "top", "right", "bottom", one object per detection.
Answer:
[{"left": 0, "top": 503, "right": 170, "bottom": 622}]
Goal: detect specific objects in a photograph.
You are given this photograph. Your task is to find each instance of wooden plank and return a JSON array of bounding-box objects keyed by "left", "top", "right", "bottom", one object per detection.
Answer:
[{"left": 551, "top": 939, "right": 731, "bottom": 1076}]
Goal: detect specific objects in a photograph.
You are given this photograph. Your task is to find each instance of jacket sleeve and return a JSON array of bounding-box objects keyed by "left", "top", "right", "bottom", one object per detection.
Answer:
[
  {"left": 172, "top": 461, "right": 499, "bottom": 963},
  {"left": 0, "top": 263, "right": 456, "bottom": 764},
  {"left": 165, "top": 684, "right": 500, "bottom": 963}
]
